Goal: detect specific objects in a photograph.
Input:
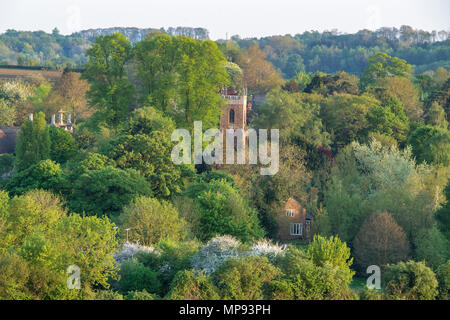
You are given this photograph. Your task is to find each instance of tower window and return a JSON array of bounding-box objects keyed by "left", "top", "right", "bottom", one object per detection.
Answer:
[{"left": 229, "top": 109, "right": 235, "bottom": 123}]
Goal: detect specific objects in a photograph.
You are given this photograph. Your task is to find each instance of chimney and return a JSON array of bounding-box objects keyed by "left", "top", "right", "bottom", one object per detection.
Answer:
[
  {"left": 51, "top": 114, "right": 56, "bottom": 126},
  {"left": 28, "top": 113, "right": 33, "bottom": 121}
]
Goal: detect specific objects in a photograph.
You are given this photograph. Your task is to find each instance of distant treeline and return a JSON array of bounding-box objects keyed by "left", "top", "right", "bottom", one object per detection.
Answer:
[{"left": 0, "top": 25, "right": 448, "bottom": 76}]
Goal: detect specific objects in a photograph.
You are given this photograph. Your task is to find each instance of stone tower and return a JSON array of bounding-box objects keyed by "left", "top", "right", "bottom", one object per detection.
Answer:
[{"left": 219, "top": 88, "right": 247, "bottom": 132}]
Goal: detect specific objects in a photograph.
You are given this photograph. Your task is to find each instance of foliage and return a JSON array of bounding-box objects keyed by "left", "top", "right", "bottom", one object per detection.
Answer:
[
  {"left": 436, "top": 260, "right": 450, "bottom": 300},
  {"left": 15, "top": 111, "right": 50, "bottom": 172},
  {"left": 237, "top": 45, "right": 283, "bottom": 93},
  {"left": 408, "top": 125, "right": 450, "bottom": 166},
  {"left": 306, "top": 235, "right": 355, "bottom": 283},
  {"left": 0, "top": 190, "right": 119, "bottom": 299},
  {"left": 186, "top": 179, "right": 264, "bottom": 242},
  {"left": 118, "top": 258, "right": 161, "bottom": 295},
  {"left": 133, "top": 33, "right": 228, "bottom": 129},
  {"left": 353, "top": 212, "right": 409, "bottom": 270},
  {"left": 191, "top": 236, "right": 241, "bottom": 275},
  {"left": 5, "top": 159, "right": 64, "bottom": 196},
  {"left": 414, "top": 226, "right": 449, "bottom": 270},
  {"left": 49, "top": 126, "right": 77, "bottom": 164},
  {"left": 67, "top": 167, "right": 152, "bottom": 217},
  {"left": 82, "top": 33, "right": 135, "bottom": 128},
  {"left": 384, "top": 260, "right": 439, "bottom": 300},
  {"left": 360, "top": 53, "right": 412, "bottom": 90},
  {"left": 166, "top": 270, "right": 220, "bottom": 300},
  {"left": 213, "top": 255, "right": 281, "bottom": 300},
  {"left": 119, "top": 196, "right": 187, "bottom": 246}
]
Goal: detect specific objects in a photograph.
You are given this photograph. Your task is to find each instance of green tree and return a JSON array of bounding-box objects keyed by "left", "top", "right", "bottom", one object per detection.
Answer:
[
  {"left": 360, "top": 53, "right": 412, "bottom": 90},
  {"left": 49, "top": 126, "right": 77, "bottom": 164},
  {"left": 435, "top": 181, "right": 450, "bottom": 241},
  {"left": 425, "top": 102, "right": 448, "bottom": 129},
  {"left": 5, "top": 160, "right": 64, "bottom": 196},
  {"left": 15, "top": 112, "right": 50, "bottom": 172},
  {"left": 408, "top": 125, "right": 450, "bottom": 166},
  {"left": 119, "top": 196, "right": 187, "bottom": 246},
  {"left": 166, "top": 270, "right": 220, "bottom": 300},
  {"left": 414, "top": 226, "right": 449, "bottom": 270},
  {"left": 68, "top": 167, "right": 152, "bottom": 217},
  {"left": 213, "top": 255, "right": 281, "bottom": 300},
  {"left": 187, "top": 179, "right": 264, "bottom": 242},
  {"left": 82, "top": 33, "right": 135, "bottom": 128},
  {"left": 118, "top": 258, "right": 161, "bottom": 295},
  {"left": 384, "top": 260, "right": 439, "bottom": 300},
  {"left": 133, "top": 34, "right": 229, "bottom": 128},
  {"left": 306, "top": 235, "right": 355, "bottom": 283}
]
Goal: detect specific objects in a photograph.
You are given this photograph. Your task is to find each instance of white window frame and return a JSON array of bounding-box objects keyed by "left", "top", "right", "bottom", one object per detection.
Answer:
[
  {"left": 285, "top": 209, "right": 295, "bottom": 217},
  {"left": 290, "top": 223, "right": 303, "bottom": 236}
]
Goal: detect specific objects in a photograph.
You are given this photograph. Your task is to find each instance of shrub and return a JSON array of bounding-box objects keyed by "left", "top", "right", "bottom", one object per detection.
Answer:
[
  {"left": 436, "top": 260, "right": 450, "bottom": 300},
  {"left": 118, "top": 258, "right": 161, "bottom": 295},
  {"left": 166, "top": 270, "right": 220, "bottom": 300},
  {"left": 125, "top": 289, "right": 157, "bottom": 300},
  {"left": 95, "top": 290, "right": 124, "bottom": 300},
  {"left": 49, "top": 126, "right": 77, "bottom": 163},
  {"left": 384, "top": 260, "right": 439, "bottom": 300},
  {"left": 414, "top": 226, "right": 449, "bottom": 270},
  {"left": 191, "top": 236, "right": 241, "bottom": 275},
  {"left": 114, "top": 242, "right": 156, "bottom": 265},
  {"left": 213, "top": 255, "right": 281, "bottom": 300},
  {"left": 119, "top": 196, "right": 187, "bottom": 246},
  {"left": 307, "top": 235, "right": 355, "bottom": 283}
]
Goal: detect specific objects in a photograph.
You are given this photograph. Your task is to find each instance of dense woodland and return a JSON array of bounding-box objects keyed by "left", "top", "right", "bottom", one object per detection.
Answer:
[
  {"left": 0, "top": 29, "right": 449, "bottom": 300},
  {"left": 1, "top": 26, "right": 449, "bottom": 76}
]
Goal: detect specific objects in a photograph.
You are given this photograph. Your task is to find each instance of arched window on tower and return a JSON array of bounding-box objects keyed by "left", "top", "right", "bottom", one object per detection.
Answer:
[{"left": 229, "top": 109, "right": 235, "bottom": 124}]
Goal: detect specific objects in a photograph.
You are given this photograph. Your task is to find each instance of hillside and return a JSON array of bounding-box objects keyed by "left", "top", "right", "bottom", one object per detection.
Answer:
[{"left": 0, "top": 26, "right": 448, "bottom": 77}]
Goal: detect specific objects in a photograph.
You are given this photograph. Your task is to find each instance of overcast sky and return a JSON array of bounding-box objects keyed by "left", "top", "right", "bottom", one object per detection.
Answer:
[{"left": 1, "top": 0, "right": 449, "bottom": 40}]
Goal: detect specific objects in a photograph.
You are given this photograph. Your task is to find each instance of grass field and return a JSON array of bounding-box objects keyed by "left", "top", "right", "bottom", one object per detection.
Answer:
[{"left": 0, "top": 67, "right": 63, "bottom": 83}]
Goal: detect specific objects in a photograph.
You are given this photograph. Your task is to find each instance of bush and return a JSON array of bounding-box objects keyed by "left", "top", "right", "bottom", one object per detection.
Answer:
[
  {"left": 136, "top": 239, "right": 201, "bottom": 296},
  {"left": 5, "top": 159, "right": 65, "bottom": 196},
  {"left": 191, "top": 236, "right": 241, "bottom": 275},
  {"left": 384, "top": 260, "right": 439, "bottom": 300},
  {"left": 166, "top": 270, "right": 220, "bottom": 300},
  {"left": 213, "top": 255, "right": 281, "bottom": 300},
  {"left": 125, "top": 289, "right": 157, "bottom": 300},
  {"left": 436, "top": 260, "right": 450, "bottom": 300},
  {"left": 0, "top": 154, "right": 14, "bottom": 176},
  {"left": 114, "top": 242, "right": 156, "bottom": 265},
  {"left": 414, "top": 226, "right": 449, "bottom": 270},
  {"left": 119, "top": 196, "right": 187, "bottom": 246},
  {"left": 271, "top": 247, "right": 356, "bottom": 300},
  {"left": 95, "top": 290, "right": 124, "bottom": 300},
  {"left": 118, "top": 258, "right": 161, "bottom": 295},
  {"left": 307, "top": 235, "right": 355, "bottom": 283},
  {"left": 49, "top": 126, "right": 77, "bottom": 163}
]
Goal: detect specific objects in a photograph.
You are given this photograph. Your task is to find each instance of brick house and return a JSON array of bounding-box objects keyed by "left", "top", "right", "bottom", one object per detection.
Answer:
[{"left": 275, "top": 196, "right": 311, "bottom": 241}]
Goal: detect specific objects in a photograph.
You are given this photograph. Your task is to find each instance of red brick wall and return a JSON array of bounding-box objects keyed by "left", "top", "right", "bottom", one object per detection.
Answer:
[{"left": 275, "top": 197, "right": 307, "bottom": 241}]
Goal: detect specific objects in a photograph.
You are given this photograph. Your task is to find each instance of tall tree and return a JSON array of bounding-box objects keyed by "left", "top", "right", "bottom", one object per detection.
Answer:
[
  {"left": 360, "top": 53, "right": 412, "bottom": 91},
  {"left": 237, "top": 45, "right": 283, "bottom": 94},
  {"left": 133, "top": 34, "right": 229, "bottom": 129},
  {"left": 82, "top": 33, "right": 135, "bottom": 128},
  {"left": 15, "top": 111, "right": 50, "bottom": 171}
]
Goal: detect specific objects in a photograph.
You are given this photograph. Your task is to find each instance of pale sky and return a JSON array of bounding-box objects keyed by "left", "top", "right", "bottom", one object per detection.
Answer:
[{"left": 1, "top": 0, "right": 449, "bottom": 40}]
